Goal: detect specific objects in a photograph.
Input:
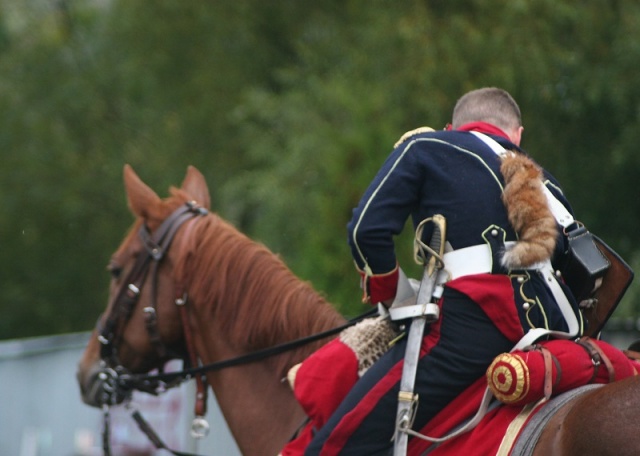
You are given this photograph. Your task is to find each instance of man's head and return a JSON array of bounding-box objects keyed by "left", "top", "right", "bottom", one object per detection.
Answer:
[{"left": 452, "top": 87, "right": 524, "bottom": 145}]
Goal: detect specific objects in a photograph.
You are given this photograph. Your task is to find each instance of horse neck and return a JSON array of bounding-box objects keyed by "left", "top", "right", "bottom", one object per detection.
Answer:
[
  {"left": 179, "top": 214, "right": 346, "bottom": 345},
  {"left": 177, "top": 215, "right": 346, "bottom": 454},
  {"left": 205, "top": 360, "right": 308, "bottom": 455}
]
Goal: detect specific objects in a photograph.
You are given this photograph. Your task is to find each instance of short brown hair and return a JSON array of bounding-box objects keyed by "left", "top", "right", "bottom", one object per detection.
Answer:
[{"left": 452, "top": 87, "right": 522, "bottom": 131}]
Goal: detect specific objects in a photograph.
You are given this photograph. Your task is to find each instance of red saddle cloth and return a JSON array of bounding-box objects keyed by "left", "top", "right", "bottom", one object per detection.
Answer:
[{"left": 281, "top": 337, "right": 640, "bottom": 455}]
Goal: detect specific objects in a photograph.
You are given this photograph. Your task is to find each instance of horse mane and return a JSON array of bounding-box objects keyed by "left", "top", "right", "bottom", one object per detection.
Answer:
[{"left": 172, "top": 197, "right": 347, "bottom": 374}]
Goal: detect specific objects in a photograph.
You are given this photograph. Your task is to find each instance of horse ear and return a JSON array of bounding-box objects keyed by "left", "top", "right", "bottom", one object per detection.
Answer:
[
  {"left": 181, "top": 166, "right": 211, "bottom": 209},
  {"left": 123, "top": 164, "right": 162, "bottom": 218}
]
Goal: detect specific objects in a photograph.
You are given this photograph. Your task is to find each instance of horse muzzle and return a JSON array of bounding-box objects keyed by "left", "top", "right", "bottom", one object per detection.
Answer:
[{"left": 77, "top": 360, "right": 132, "bottom": 408}]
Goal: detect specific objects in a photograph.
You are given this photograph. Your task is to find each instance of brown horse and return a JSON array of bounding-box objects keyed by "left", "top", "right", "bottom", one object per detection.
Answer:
[
  {"left": 77, "top": 165, "right": 640, "bottom": 456},
  {"left": 77, "top": 165, "right": 346, "bottom": 455}
]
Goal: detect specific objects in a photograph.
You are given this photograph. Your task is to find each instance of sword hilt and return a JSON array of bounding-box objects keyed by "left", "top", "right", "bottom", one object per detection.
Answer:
[{"left": 414, "top": 215, "right": 447, "bottom": 322}]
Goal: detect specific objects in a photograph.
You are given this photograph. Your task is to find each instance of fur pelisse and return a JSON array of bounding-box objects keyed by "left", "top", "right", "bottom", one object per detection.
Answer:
[
  {"left": 500, "top": 153, "right": 558, "bottom": 269},
  {"left": 340, "top": 316, "right": 399, "bottom": 377}
]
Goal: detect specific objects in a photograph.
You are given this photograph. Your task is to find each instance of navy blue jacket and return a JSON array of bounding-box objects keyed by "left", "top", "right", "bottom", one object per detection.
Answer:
[{"left": 347, "top": 129, "right": 572, "bottom": 276}]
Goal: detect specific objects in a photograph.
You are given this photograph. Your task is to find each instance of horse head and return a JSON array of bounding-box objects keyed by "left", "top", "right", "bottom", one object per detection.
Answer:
[
  {"left": 77, "top": 164, "right": 349, "bottom": 455},
  {"left": 77, "top": 165, "right": 211, "bottom": 407}
]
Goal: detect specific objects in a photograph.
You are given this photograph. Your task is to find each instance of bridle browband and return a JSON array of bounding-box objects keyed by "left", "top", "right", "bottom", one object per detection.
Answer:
[{"left": 92, "top": 199, "right": 375, "bottom": 456}]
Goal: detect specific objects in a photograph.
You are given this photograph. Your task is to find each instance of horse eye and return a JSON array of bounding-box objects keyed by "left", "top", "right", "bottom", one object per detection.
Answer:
[{"left": 107, "top": 262, "right": 122, "bottom": 279}]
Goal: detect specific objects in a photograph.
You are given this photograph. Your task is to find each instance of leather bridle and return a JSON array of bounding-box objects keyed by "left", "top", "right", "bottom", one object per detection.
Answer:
[
  {"left": 93, "top": 200, "right": 214, "bottom": 456},
  {"left": 96, "top": 201, "right": 208, "bottom": 398}
]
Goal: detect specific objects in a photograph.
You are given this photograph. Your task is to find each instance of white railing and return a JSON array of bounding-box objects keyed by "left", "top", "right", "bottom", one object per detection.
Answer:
[{"left": 0, "top": 332, "right": 240, "bottom": 456}]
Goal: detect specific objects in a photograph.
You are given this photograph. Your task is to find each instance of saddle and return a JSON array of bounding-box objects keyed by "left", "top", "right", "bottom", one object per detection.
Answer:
[{"left": 505, "top": 384, "right": 603, "bottom": 456}]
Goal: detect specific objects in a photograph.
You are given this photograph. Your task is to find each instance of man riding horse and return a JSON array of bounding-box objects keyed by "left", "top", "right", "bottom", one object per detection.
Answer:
[
  {"left": 75, "top": 142, "right": 635, "bottom": 455},
  {"left": 285, "top": 87, "right": 627, "bottom": 455}
]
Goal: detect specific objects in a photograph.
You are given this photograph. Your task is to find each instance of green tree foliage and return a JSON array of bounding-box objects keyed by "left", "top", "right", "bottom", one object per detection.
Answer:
[
  {"left": 229, "top": 0, "right": 640, "bottom": 315},
  {"left": 1, "top": 0, "right": 639, "bottom": 339}
]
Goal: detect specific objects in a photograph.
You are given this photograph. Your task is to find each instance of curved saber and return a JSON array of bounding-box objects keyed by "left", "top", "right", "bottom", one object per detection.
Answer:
[{"left": 394, "top": 215, "right": 446, "bottom": 456}]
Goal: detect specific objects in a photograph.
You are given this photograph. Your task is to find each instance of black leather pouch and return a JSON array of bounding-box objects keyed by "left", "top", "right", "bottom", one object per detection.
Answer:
[{"left": 562, "top": 224, "right": 611, "bottom": 303}]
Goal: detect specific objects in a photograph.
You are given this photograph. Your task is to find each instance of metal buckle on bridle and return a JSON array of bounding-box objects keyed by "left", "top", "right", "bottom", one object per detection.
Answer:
[
  {"left": 186, "top": 200, "right": 209, "bottom": 216},
  {"left": 98, "top": 365, "right": 120, "bottom": 394},
  {"left": 98, "top": 362, "right": 134, "bottom": 402},
  {"left": 175, "top": 292, "right": 188, "bottom": 306}
]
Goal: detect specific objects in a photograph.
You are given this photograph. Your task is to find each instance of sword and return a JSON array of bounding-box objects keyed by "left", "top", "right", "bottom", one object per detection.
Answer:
[{"left": 393, "top": 214, "right": 446, "bottom": 456}]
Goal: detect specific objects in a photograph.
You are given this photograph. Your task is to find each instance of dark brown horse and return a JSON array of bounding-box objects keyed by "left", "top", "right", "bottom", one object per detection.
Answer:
[{"left": 77, "top": 165, "right": 640, "bottom": 456}]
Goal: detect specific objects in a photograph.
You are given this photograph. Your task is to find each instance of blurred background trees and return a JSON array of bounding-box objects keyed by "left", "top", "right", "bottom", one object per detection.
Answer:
[{"left": 1, "top": 0, "right": 639, "bottom": 339}]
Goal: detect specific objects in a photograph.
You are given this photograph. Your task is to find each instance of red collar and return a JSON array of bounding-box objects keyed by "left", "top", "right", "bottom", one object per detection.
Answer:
[{"left": 455, "top": 122, "right": 510, "bottom": 141}]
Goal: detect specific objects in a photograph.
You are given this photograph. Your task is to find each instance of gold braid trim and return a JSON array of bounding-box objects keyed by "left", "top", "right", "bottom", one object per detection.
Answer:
[{"left": 394, "top": 126, "right": 435, "bottom": 148}]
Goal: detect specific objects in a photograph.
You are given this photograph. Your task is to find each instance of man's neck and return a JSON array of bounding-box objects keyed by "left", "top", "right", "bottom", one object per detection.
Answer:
[{"left": 455, "top": 122, "right": 510, "bottom": 141}]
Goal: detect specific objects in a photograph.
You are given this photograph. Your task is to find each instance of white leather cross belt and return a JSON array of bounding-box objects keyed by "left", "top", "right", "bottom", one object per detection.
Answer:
[
  {"left": 390, "top": 242, "right": 579, "bottom": 339},
  {"left": 441, "top": 242, "right": 514, "bottom": 280}
]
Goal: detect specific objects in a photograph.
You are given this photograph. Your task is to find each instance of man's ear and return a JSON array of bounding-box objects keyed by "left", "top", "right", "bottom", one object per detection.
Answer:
[{"left": 510, "top": 126, "right": 524, "bottom": 147}]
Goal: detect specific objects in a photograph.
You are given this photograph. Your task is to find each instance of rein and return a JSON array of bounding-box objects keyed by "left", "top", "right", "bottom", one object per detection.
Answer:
[{"left": 120, "top": 307, "right": 377, "bottom": 389}]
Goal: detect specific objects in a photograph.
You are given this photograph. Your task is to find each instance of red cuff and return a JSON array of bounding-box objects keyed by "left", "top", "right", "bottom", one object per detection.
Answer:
[{"left": 358, "top": 266, "right": 399, "bottom": 305}]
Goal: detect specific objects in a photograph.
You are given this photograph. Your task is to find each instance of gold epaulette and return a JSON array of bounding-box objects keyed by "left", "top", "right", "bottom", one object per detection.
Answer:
[{"left": 394, "top": 126, "right": 435, "bottom": 148}]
